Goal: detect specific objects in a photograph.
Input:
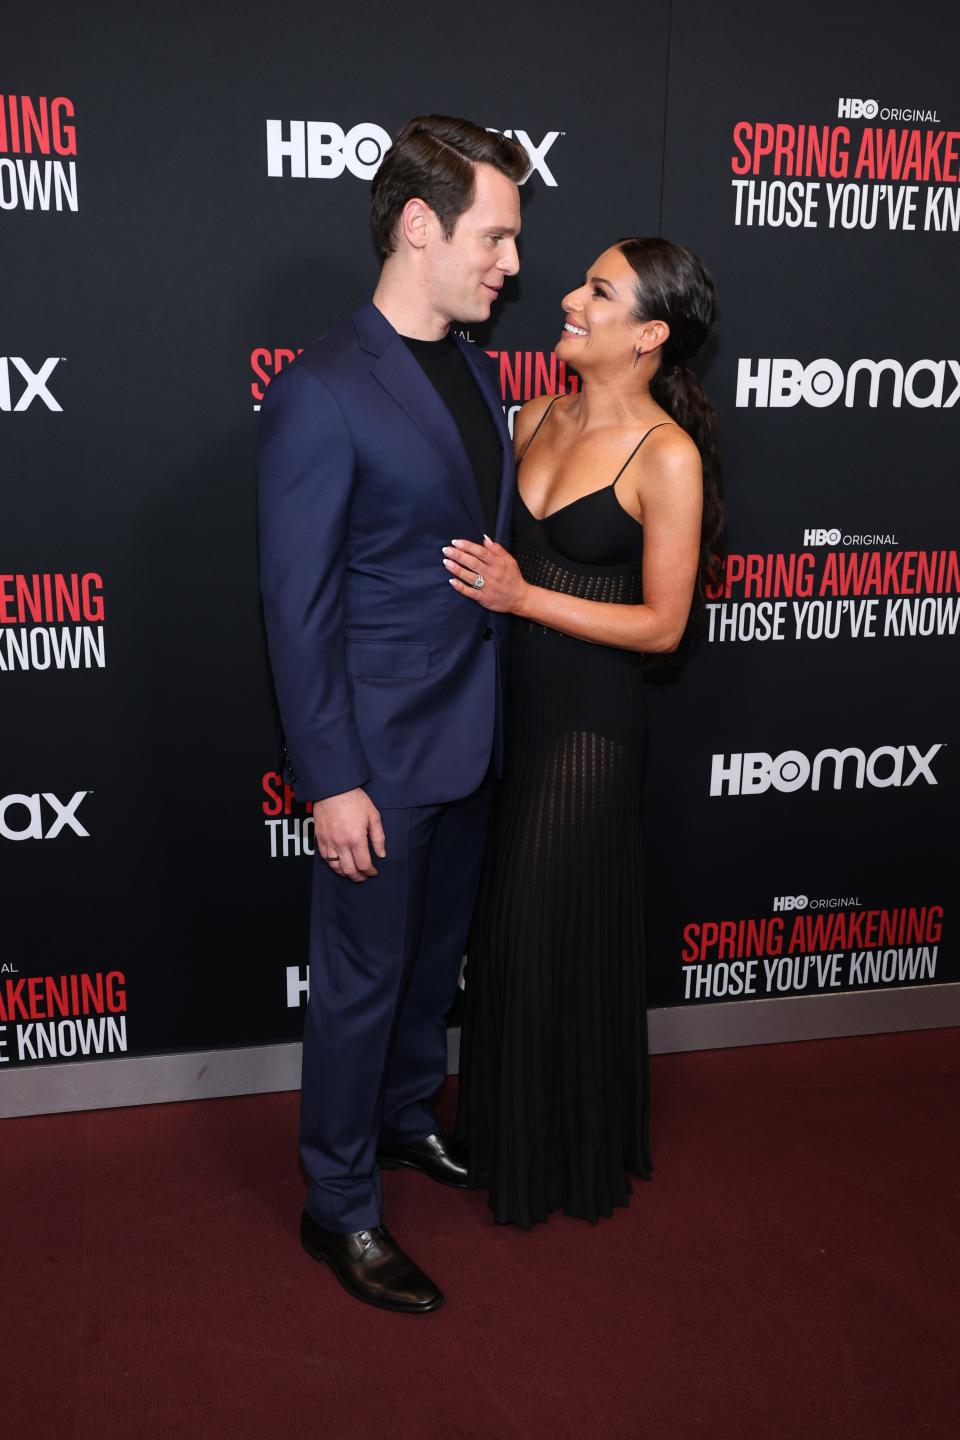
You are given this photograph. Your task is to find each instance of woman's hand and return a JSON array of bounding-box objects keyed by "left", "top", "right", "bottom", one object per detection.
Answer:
[{"left": 442, "top": 536, "right": 530, "bottom": 614}]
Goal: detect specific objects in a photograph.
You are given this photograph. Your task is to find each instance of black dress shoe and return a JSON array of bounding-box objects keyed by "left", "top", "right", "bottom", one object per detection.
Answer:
[
  {"left": 377, "top": 1128, "right": 469, "bottom": 1188},
  {"left": 300, "top": 1211, "right": 443, "bottom": 1314}
]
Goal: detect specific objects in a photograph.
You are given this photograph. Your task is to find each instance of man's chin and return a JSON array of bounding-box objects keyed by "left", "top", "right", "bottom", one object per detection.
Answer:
[
  {"left": 450, "top": 306, "right": 492, "bottom": 328},
  {"left": 473, "top": 288, "right": 500, "bottom": 318}
]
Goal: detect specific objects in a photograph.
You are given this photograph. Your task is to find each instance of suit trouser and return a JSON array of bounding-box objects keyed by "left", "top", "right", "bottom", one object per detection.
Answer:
[{"left": 299, "top": 775, "right": 492, "bottom": 1231}]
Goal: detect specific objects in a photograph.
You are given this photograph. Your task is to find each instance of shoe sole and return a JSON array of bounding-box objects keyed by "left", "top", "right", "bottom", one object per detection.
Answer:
[
  {"left": 377, "top": 1157, "right": 468, "bottom": 1188},
  {"left": 300, "top": 1236, "right": 445, "bottom": 1315}
]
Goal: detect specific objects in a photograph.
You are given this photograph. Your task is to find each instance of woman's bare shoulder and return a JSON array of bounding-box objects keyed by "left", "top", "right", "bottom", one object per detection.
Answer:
[
  {"left": 628, "top": 415, "right": 699, "bottom": 469},
  {"left": 512, "top": 392, "right": 564, "bottom": 456},
  {"left": 634, "top": 422, "right": 703, "bottom": 515}
]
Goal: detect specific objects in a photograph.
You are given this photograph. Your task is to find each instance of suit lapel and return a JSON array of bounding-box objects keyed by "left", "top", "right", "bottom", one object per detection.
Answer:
[{"left": 354, "top": 302, "right": 486, "bottom": 537}]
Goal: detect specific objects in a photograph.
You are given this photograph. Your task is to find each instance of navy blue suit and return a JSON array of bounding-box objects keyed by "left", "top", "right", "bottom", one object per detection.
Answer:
[{"left": 258, "top": 300, "right": 513, "bottom": 1230}]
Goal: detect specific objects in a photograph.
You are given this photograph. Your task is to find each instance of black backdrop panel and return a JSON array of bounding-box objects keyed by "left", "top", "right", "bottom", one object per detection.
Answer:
[
  {"left": 3, "top": 2, "right": 672, "bottom": 1069},
  {"left": 3, "top": 2, "right": 955, "bottom": 1076},
  {"left": 643, "top": 0, "right": 957, "bottom": 1009}
]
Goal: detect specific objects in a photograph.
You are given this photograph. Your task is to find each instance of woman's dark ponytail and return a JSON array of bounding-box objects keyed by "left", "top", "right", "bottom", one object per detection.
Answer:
[{"left": 618, "top": 237, "right": 726, "bottom": 610}]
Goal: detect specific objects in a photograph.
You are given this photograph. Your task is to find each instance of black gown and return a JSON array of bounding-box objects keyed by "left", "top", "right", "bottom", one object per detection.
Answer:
[{"left": 457, "top": 399, "right": 672, "bottom": 1228}]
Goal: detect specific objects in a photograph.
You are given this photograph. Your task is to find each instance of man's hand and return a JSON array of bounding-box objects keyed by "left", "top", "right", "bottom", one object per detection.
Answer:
[{"left": 312, "top": 789, "right": 386, "bottom": 882}]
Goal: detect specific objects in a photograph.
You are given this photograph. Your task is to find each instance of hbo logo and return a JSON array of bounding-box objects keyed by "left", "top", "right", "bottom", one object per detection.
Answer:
[
  {"left": 837, "top": 98, "right": 879, "bottom": 119},
  {"left": 266, "top": 120, "right": 392, "bottom": 180},
  {"left": 803, "top": 528, "right": 841, "bottom": 546},
  {"left": 773, "top": 895, "right": 808, "bottom": 911}
]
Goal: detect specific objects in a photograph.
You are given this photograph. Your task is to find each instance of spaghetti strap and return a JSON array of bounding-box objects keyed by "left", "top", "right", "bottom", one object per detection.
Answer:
[
  {"left": 610, "top": 422, "right": 675, "bottom": 486},
  {"left": 517, "top": 395, "right": 561, "bottom": 464}
]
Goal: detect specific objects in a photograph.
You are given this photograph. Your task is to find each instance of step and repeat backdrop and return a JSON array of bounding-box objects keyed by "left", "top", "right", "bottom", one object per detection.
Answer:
[{"left": 3, "top": 1, "right": 956, "bottom": 1098}]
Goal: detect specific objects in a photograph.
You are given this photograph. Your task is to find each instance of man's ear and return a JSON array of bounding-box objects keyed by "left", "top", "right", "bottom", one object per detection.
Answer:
[{"left": 399, "top": 197, "right": 430, "bottom": 250}]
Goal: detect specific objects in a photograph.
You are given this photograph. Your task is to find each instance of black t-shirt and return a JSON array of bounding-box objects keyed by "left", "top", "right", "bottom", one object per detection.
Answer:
[{"left": 402, "top": 333, "right": 501, "bottom": 536}]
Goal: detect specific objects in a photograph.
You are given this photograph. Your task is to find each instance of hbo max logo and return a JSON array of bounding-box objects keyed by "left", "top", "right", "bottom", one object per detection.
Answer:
[
  {"left": 0, "top": 790, "right": 90, "bottom": 840},
  {"left": 266, "top": 121, "right": 561, "bottom": 185},
  {"left": 0, "top": 356, "right": 63, "bottom": 412},
  {"left": 710, "top": 745, "right": 942, "bottom": 796},
  {"left": 736, "top": 358, "right": 960, "bottom": 409}
]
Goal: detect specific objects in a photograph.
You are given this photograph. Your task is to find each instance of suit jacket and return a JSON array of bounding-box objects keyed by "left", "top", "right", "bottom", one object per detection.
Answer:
[{"left": 257, "top": 300, "right": 514, "bottom": 807}]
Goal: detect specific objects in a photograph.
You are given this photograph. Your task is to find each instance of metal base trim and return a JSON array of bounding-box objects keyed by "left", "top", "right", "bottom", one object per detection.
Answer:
[
  {"left": 2, "top": 983, "right": 957, "bottom": 1119},
  {"left": 648, "top": 981, "right": 960, "bottom": 1054}
]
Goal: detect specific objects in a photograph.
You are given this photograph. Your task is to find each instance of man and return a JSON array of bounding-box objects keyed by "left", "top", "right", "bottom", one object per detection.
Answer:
[{"left": 257, "top": 116, "right": 526, "bottom": 1313}]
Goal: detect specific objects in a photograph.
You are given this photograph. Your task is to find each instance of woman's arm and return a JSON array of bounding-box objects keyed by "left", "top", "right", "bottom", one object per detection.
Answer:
[{"left": 444, "top": 434, "right": 703, "bottom": 653}]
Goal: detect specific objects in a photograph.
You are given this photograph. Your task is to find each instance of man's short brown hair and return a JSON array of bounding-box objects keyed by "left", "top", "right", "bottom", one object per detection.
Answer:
[{"left": 370, "top": 115, "right": 528, "bottom": 258}]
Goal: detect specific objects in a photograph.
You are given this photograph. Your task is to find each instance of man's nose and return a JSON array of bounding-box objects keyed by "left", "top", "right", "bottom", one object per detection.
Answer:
[{"left": 498, "top": 239, "right": 520, "bottom": 275}]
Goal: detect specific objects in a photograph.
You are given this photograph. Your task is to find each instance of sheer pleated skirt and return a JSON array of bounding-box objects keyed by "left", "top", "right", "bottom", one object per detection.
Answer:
[{"left": 457, "top": 621, "right": 653, "bottom": 1228}]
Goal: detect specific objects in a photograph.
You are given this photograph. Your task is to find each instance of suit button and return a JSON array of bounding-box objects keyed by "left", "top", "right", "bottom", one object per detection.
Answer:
[{"left": 482, "top": 626, "right": 493, "bottom": 641}]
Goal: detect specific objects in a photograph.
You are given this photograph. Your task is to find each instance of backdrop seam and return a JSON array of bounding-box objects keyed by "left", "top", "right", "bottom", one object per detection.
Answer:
[{"left": 657, "top": 0, "right": 674, "bottom": 236}]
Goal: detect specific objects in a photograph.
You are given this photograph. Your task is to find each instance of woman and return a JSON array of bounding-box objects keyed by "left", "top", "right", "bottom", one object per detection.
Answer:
[{"left": 445, "top": 236, "right": 724, "bottom": 1228}]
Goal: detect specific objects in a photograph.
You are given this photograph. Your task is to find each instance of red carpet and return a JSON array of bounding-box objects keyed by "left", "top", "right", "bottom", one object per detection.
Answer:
[{"left": 4, "top": 1029, "right": 958, "bottom": 1440}]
